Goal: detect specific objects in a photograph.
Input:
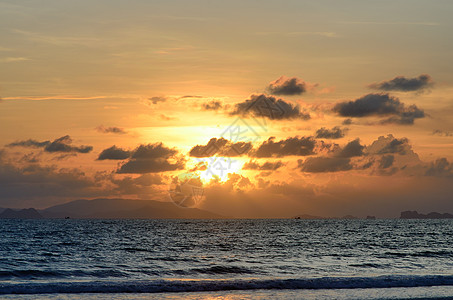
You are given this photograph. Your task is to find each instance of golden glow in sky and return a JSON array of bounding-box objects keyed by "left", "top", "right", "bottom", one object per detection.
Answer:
[{"left": 1, "top": 0, "right": 453, "bottom": 218}]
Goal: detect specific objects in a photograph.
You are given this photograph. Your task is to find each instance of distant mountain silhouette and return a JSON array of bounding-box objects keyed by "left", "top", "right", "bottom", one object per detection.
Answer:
[
  {"left": 294, "top": 214, "right": 324, "bottom": 219},
  {"left": 293, "top": 214, "right": 360, "bottom": 219},
  {"left": 40, "top": 198, "right": 224, "bottom": 219},
  {"left": 341, "top": 215, "right": 358, "bottom": 219},
  {"left": 0, "top": 208, "right": 43, "bottom": 219},
  {"left": 400, "top": 210, "right": 453, "bottom": 219}
]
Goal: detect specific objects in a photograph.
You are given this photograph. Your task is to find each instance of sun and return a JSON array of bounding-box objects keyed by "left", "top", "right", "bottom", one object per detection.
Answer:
[{"left": 191, "top": 157, "right": 245, "bottom": 183}]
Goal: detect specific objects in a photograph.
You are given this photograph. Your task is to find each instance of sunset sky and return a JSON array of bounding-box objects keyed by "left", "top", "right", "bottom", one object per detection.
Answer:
[{"left": 1, "top": 0, "right": 453, "bottom": 218}]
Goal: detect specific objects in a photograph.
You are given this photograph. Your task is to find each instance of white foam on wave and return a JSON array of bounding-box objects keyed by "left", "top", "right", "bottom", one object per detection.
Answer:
[{"left": 2, "top": 275, "right": 453, "bottom": 294}]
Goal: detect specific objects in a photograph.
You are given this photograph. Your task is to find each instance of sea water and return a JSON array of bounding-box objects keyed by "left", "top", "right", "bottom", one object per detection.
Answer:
[{"left": 1, "top": 219, "right": 453, "bottom": 299}]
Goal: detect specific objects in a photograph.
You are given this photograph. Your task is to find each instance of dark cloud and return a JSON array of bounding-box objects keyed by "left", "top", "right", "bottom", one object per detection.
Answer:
[
  {"left": 361, "top": 135, "right": 424, "bottom": 177},
  {"left": 7, "top": 139, "right": 50, "bottom": 148},
  {"left": 96, "top": 125, "right": 127, "bottom": 134},
  {"left": 117, "top": 143, "right": 185, "bottom": 174},
  {"left": 315, "top": 126, "right": 347, "bottom": 139},
  {"left": 296, "top": 139, "right": 364, "bottom": 173},
  {"left": 97, "top": 146, "right": 131, "bottom": 160},
  {"left": 202, "top": 100, "right": 223, "bottom": 111},
  {"left": 148, "top": 96, "right": 167, "bottom": 104},
  {"left": 243, "top": 160, "right": 284, "bottom": 171},
  {"left": 360, "top": 160, "right": 375, "bottom": 170},
  {"left": 296, "top": 135, "right": 421, "bottom": 174},
  {"left": 342, "top": 118, "right": 353, "bottom": 125},
  {"left": 379, "top": 155, "right": 395, "bottom": 169},
  {"left": 19, "top": 153, "right": 41, "bottom": 163},
  {"left": 51, "top": 153, "right": 77, "bottom": 161},
  {"left": 179, "top": 95, "right": 203, "bottom": 99},
  {"left": 189, "top": 138, "right": 252, "bottom": 157},
  {"left": 334, "top": 139, "right": 364, "bottom": 158},
  {"left": 0, "top": 151, "right": 167, "bottom": 207},
  {"left": 425, "top": 158, "right": 453, "bottom": 177},
  {"left": 0, "top": 161, "right": 107, "bottom": 207},
  {"left": 333, "top": 93, "right": 425, "bottom": 125},
  {"left": 251, "top": 136, "right": 316, "bottom": 158},
  {"left": 380, "top": 138, "right": 409, "bottom": 155},
  {"left": 230, "top": 94, "right": 310, "bottom": 120},
  {"left": 298, "top": 157, "right": 352, "bottom": 173},
  {"left": 369, "top": 74, "right": 433, "bottom": 92},
  {"left": 366, "top": 135, "right": 411, "bottom": 155},
  {"left": 44, "top": 136, "right": 93, "bottom": 153},
  {"left": 7, "top": 135, "right": 93, "bottom": 154},
  {"left": 380, "top": 105, "right": 425, "bottom": 125},
  {"left": 267, "top": 76, "right": 309, "bottom": 95},
  {"left": 334, "top": 94, "right": 400, "bottom": 117},
  {"left": 433, "top": 130, "right": 453, "bottom": 137}
]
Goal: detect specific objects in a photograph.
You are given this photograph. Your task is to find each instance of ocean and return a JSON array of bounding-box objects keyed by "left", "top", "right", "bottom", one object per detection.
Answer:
[{"left": 1, "top": 219, "right": 453, "bottom": 299}]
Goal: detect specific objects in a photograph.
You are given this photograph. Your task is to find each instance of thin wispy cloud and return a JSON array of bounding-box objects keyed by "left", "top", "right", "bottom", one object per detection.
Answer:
[
  {"left": 153, "top": 15, "right": 216, "bottom": 22},
  {"left": 338, "top": 21, "right": 439, "bottom": 26},
  {"left": 7, "top": 135, "right": 93, "bottom": 154},
  {"left": 13, "top": 29, "right": 102, "bottom": 47},
  {"left": 0, "top": 57, "right": 30, "bottom": 63},
  {"left": 160, "top": 114, "right": 176, "bottom": 121},
  {"left": 4, "top": 95, "right": 108, "bottom": 101},
  {"left": 255, "top": 31, "right": 339, "bottom": 38},
  {"left": 155, "top": 46, "right": 196, "bottom": 55}
]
